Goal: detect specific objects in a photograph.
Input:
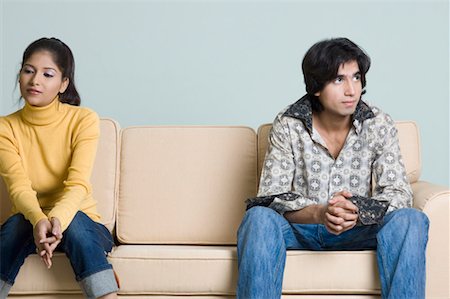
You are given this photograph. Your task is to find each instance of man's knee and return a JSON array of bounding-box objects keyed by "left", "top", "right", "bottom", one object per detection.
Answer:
[
  {"left": 388, "top": 208, "right": 429, "bottom": 227},
  {"left": 242, "top": 206, "right": 284, "bottom": 225},
  {"left": 381, "top": 208, "right": 429, "bottom": 239},
  {"left": 238, "top": 207, "right": 286, "bottom": 238}
]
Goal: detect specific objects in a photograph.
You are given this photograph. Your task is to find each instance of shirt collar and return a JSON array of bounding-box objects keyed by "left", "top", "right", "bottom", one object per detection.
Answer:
[{"left": 283, "top": 94, "right": 375, "bottom": 134}]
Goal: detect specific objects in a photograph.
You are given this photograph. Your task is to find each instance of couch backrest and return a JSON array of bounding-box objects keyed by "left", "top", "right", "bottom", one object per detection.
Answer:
[
  {"left": 257, "top": 121, "right": 421, "bottom": 184},
  {"left": 0, "top": 118, "right": 120, "bottom": 232},
  {"left": 90, "top": 118, "right": 120, "bottom": 231},
  {"left": 116, "top": 126, "right": 257, "bottom": 244}
]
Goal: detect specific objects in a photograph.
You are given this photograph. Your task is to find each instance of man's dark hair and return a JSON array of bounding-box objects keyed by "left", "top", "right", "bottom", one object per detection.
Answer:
[{"left": 302, "top": 37, "right": 371, "bottom": 111}]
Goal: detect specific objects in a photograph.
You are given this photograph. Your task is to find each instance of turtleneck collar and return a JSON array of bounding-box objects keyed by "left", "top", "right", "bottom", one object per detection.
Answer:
[{"left": 21, "top": 96, "right": 64, "bottom": 126}]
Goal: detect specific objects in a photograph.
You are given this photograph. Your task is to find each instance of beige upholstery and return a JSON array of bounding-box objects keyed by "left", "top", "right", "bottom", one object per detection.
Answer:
[
  {"left": 110, "top": 245, "right": 237, "bottom": 295},
  {"left": 117, "top": 126, "right": 257, "bottom": 244},
  {"left": 91, "top": 118, "right": 121, "bottom": 232},
  {"left": 3, "top": 120, "right": 449, "bottom": 298}
]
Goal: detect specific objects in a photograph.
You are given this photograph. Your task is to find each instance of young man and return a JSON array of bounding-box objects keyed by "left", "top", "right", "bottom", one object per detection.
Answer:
[{"left": 236, "top": 38, "right": 429, "bottom": 299}]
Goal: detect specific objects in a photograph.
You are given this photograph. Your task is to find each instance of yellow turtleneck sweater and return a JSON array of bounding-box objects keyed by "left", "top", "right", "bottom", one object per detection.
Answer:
[{"left": 0, "top": 98, "right": 101, "bottom": 232}]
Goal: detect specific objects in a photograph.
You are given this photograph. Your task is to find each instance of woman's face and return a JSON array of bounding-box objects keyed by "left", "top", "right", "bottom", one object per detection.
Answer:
[{"left": 19, "top": 50, "right": 69, "bottom": 107}]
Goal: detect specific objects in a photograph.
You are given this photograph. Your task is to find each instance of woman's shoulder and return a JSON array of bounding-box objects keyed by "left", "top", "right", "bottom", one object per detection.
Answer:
[
  {"left": 0, "top": 110, "right": 22, "bottom": 127},
  {"left": 62, "top": 103, "right": 99, "bottom": 122}
]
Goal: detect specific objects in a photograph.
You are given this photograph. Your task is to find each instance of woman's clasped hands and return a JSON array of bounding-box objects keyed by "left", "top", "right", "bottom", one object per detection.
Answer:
[{"left": 33, "top": 217, "right": 62, "bottom": 269}]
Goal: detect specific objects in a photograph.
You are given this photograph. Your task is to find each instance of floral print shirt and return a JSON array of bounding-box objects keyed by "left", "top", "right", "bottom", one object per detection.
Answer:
[{"left": 255, "top": 94, "right": 412, "bottom": 218}]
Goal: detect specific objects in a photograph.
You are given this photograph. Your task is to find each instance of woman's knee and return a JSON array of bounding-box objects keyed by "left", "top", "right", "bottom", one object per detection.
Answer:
[
  {"left": 63, "top": 212, "right": 113, "bottom": 252},
  {"left": 63, "top": 212, "right": 96, "bottom": 243},
  {"left": 1, "top": 214, "right": 33, "bottom": 241}
]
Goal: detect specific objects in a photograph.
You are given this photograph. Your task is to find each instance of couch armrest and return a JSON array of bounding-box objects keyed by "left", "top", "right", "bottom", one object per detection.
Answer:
[{"left": 411, "top": 181, "right": 450, "bottom": 298}]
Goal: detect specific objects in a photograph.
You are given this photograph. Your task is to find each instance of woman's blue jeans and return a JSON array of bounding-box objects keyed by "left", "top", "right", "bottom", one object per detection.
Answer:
[
  {"left": 0, "top": 211, "right": 118, "bottom": 298},
  {"left": 237, "top": 207, "right": 429, "bottom": 299}
]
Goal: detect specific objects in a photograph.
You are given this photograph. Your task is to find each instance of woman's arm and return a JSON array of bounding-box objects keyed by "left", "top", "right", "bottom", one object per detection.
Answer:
[
  {"left": 0, "top": 118, "right": 47, "bottom": 227},
  {"left": 47, "top": 110, "right": 100, "bottom": 232}
]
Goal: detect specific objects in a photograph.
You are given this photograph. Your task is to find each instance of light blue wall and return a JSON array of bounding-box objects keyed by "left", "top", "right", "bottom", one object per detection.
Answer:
[{"left": 1, "top": 0, "right": 449, "bottom": 187}]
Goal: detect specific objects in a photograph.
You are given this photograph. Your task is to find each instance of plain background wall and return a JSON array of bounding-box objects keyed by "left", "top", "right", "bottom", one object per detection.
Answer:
[{"left": 1, "top": 0, "right": 449, "bottom": 187}]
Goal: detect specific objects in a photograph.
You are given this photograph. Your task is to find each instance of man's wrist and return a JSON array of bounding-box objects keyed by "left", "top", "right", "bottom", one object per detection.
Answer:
[{"left": 315, "top": 204, "right": 327, "bottom": 224}]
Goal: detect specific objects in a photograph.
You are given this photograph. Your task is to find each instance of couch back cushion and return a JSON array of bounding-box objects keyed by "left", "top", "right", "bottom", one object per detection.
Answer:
[
  {"left": 117, "top": 126, "right": 257, "bottom": 244},
  {"left": 257, "top": 121, "right": 421, "bottom": 185},
  {"left": 0, "top": 118, "right": 120, "bottom": 232}
]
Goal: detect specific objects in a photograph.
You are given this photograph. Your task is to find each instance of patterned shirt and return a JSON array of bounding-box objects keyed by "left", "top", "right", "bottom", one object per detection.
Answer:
[{"left": 255, "top": 94, "right": 412, "bottom": 217}]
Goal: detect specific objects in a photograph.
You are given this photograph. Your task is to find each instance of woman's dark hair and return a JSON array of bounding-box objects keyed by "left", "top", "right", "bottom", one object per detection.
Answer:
[
  {"left": 21, "top": 37, "right": 80, "bottom": 106},
  {"left": 302, "top": 37, "right": 371, "bottom": 111}
]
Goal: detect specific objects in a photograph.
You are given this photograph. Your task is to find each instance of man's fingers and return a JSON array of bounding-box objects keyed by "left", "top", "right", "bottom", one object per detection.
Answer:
[
  {"left": 324, "top": 221, "right": 343, "bottom": 235},
  {"left": 327, "top": 205, "right": 358, "bottom": 219},
  {"left": 325, "top": 212, "right": 344, "bottom": 225},
  {"left": 331, "top": 200, "right": 358, "bottom": 213},
  {"left": 325, "top": 218, "right": 357, "bottom": 235},
  {"left": 339, "top": 211, "right": 359, "bottom": 221},
  {"left": 341, "top": 219, "right": 357, "bottom": 229},
  {"left": 329, "top": 191, "right": 353, "bottom": 204}
]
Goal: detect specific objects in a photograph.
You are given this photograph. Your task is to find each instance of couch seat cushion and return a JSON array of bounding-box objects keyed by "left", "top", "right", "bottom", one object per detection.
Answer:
[
  {"left": 10, "top": 253, "right": 81, "bottom": 295},
  {"left": 283, "top": 250, "right": 380, "bottom": 294},
  {"left": 110, "top": 245, "right": 237, "bottom": 295},
  {"left": 110, "top": 245, "right": 380, "bottom": 296}
]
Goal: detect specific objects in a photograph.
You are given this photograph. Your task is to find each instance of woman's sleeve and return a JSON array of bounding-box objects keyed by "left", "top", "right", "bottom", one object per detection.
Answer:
[
  {"left": 47, "top": 110, "right": 100, "bottom": 232},
  {"left": 0, "top": 119, "right": 47, "bottom": 227}
]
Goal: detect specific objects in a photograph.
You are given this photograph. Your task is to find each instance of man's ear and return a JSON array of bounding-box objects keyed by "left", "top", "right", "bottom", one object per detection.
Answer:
[
  {"left": 59, "top": 78, "right": 69, "bottom": 94},
  {"left": 314, "top": 91, "right": 320, "bottom": 97}
]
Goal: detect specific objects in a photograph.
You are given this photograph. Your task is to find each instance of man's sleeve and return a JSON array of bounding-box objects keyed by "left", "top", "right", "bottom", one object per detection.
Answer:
[
  {"left": 371, "top": 114, "right": 413, "bottom": 214},
  {"left": 248, "top": 115, "right": 317, "bottom": 214}
]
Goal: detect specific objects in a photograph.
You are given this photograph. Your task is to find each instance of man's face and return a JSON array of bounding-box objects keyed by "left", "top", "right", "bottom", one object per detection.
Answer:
[{"left": 314, "top": 60, "right": 362, "bottom": 118}]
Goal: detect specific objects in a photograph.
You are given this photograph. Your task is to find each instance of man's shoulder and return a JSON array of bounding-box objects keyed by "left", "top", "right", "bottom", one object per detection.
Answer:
[
  {"left": 362, "top": 102, "right": 395, "bottom": 127},
  {"left": 273, "top": 96, "right": 312, "bottom": 125}
]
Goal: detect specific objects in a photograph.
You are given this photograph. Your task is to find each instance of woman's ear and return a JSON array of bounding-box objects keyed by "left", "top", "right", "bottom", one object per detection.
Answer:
[{"left": 59, "top": 78, "right": 69, "bottom": 94}]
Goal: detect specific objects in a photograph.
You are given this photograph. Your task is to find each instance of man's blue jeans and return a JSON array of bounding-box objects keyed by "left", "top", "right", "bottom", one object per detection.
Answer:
[
  {"left": 237, "top": 207, "right": 429, "bottom": 299},
  {"left": 0, "top": 211, "right": 118, "bottom": 298}
]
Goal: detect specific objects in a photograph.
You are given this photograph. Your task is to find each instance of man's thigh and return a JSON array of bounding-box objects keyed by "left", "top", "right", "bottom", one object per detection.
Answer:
[
  {"left": 319, "top": 224, "right": 379, "bottom": 250},
  {"left": 288, "top": 223, "right": 378, "bottom": 251}
]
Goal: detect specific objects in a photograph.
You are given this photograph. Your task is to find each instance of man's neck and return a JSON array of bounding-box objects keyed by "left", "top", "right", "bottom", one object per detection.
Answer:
[
  {"left": 312, "top": 111, "right": 352, "bottom": 133},
  {"left": 312, "top": 111, "right": 353, "bottom": 159}
]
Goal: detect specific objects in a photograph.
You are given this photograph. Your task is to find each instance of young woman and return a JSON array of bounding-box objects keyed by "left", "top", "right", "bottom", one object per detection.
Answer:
[{"left": 0, "top": 38, "right": 118, "bottom": 299}]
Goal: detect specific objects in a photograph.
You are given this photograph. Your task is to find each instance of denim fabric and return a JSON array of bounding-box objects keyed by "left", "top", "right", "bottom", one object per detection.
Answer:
[
  {"left": 0, "top": 281, "right": 11, "bottom": 299},
  {"left": 0, "top": 211, "right": 118, "bottom": 298},
  {"left": 79, "top": 268, "right": 118, "bottom": 299},
  {"left": 237, "top": 206, "right": 429, "bottom": 299}
]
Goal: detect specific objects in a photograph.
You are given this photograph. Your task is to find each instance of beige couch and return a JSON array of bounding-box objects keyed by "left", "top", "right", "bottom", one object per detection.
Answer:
[{"left": 1, "top": 119, "right": 449, "bottom": 299}]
